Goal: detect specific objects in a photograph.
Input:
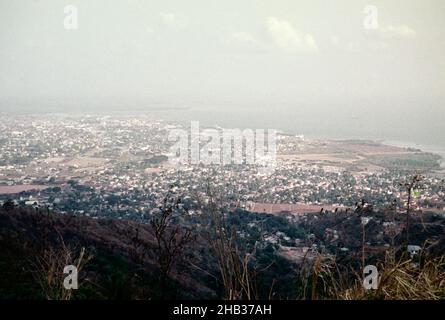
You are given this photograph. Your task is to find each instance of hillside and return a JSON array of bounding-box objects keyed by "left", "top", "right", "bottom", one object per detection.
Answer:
[
  {"left": 0, "top": 207, "right": 215, "bottom": 299},
  {"left": 0, "top": 204, "right": 444, "bottom": 300}
]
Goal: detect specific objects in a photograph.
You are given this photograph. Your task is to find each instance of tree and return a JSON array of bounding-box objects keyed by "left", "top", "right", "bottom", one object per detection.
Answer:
[
  {"left": 150, "top": 191, "right": 194, "bottom": 298},
  {"left": 2, "top": 199, "right": 15, "bottom": 211},
  {"left": 401, "top": 174, "right": 423, "bottom": 245}
]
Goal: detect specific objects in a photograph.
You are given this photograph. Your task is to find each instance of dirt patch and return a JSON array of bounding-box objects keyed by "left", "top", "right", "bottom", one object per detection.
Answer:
[{"left": 0, "top": 185, "right": 50, "bottom": 195}]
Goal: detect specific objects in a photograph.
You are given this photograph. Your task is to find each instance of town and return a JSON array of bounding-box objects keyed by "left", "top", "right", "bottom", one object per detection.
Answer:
[
  {"left": 0, "top": 114, "right": 444, "bottom": 223},
  {"left": 0, "top": 113, "right": 444, "bottom": 300}
]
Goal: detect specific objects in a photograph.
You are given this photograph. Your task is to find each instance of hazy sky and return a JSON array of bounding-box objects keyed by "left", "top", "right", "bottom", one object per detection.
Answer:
[{"left": 0, "top": 0, "right": 444, "bottom": 113}]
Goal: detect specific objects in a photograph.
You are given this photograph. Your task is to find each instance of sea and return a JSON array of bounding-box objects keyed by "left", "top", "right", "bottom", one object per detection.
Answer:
[{"left": 2, "top": 103, "right": 444, "bottom": 168}]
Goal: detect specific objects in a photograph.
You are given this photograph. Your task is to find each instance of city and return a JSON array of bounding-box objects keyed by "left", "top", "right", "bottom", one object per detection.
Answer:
[
  {"left": 1, "top": 0, "right": 444, "bottom": 307},
  {"left": 1, "top": 114, "right": 443, "bottom": 222}
]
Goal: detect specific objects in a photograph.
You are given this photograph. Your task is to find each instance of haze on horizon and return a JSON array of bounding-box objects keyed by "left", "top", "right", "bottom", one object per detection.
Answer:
[{"left": 0, "top": 0, "right": 444, "bottom": 145}]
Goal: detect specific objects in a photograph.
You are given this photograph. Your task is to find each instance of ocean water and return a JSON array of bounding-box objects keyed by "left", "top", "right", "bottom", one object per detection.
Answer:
[
  {"left": 138, "top": 104, "right": 445, "bottom": 155},
  {"left": 94, "top": 104, "right": 444, "bottom": 170},
  {"left": 2, "top": 103, "right": 444, "bottom": 165}
]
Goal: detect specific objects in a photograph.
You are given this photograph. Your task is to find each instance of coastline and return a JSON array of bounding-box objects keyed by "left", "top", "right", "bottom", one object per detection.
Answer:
[
  {"left": 383, "top": 139, "right": 445, "bottom": 170},
  {"left": 2, "top": 111, "right": 444, "bottom": 170}
]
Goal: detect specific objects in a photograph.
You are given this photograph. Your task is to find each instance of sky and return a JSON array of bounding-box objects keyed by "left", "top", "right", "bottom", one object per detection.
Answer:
[{"left": 0, "top": 0, "right": 444, "bottom": 143}]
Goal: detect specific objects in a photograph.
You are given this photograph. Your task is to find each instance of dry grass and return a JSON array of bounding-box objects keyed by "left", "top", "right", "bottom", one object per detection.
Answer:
[
  {"left": 338, "top": 254, "right": 445, "bottom": 300},
  {"left": 32, "top": 230, "right": 92, "bottom": 300},
  {"left": 199, "top": 183, "right": 258, "bottom": 300},
  {"left": 207, "top": 202, "right": 258, "bottom": 300}
]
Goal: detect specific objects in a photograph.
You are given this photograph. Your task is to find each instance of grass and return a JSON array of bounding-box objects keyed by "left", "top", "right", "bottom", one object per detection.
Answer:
[{"left": 336, "top": 254, "right": 445, "bottom": 300}]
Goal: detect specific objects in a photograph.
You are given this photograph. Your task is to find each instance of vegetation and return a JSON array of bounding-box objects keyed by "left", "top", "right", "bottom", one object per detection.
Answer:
[
  {"left": 0, "top": 186, "right": 444, "bottom": 300},
  {"left": 368, "top": 153, "right": 441, "bottom": 169}
]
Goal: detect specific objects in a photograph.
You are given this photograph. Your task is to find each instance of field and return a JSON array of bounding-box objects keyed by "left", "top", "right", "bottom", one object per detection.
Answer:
[
  {"left": 0, "top": 185, "right": 50, "bottom": 195},
  {"left": 249, "top": 202, "right": 351, "bottom": 215},
  {"left": 277, "top": 138, "right": 442, "bottom": 173}
]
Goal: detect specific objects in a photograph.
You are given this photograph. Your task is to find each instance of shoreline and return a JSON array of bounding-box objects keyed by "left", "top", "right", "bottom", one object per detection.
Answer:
[
  {"left": 382, "top": 139, "right": 445, "bottom": 169},
  {"left": 2, "top": 111, "right": 444, "bottom": 170}
]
